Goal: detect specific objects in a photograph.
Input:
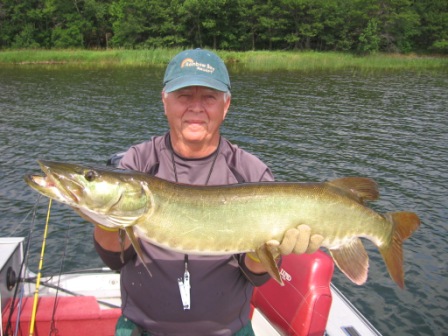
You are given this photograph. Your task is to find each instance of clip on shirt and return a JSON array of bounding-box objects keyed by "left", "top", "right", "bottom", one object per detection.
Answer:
[{"left": 178, "top": 254, "right": 191, "bottom": 310}]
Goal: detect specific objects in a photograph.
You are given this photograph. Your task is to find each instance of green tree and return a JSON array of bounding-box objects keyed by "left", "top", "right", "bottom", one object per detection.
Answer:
[
  {"left": 110, "top": 0, "right": 184, "bottom": 48},
  {"left": 255, "top": 0, "right": 288, "bottom": 49},
  {"left": 0, "top": 0, "right": 444, "bottom": 53},
  {"left": 47, "top": 0, "right": 84, "bottom": 48},
  {"left": 0, "top": 0, "right": 48, "bottom": 48},
  {"left": 236, "top": 0, "right": 259, "bottom": 50},
  {"left": 316, "top": 0, "right": 351, "bottom": 51},
  {"left": 139, "top": 0, "right": 185, "bottom": 48},
  {"left": 12, "top": 24, "right": 41, "bottom": 48},
  {"left": 358, "top": 18, "right": 381, "bottom": 53},
  {"left": 280, "top": 0, "right": 326, "bottom": 50},
  {"left": 377, "top": 0, "right": 420, "bottom": 53},
  {"left": 415, "top": 0, "right": 448, "bottom": 53},
  {"left": 305, "top": 0, "right": 378, "bottom": 52},
  {"left": 82, "top": 0, "right": 114, "bottom": 48},
  {"left": 109, "top": 0, "right": 149, "bottom": 48}
]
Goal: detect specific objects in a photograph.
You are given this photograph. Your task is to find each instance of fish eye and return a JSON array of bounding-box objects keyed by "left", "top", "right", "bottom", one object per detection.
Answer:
[{"left": 84, "top": 170, "right": 98, "bottom": 182}]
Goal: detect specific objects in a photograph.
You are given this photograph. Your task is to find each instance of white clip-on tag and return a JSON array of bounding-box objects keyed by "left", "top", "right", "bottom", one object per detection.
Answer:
[{"left": 178, "top": 255, "right": 191, "bottom": 310}]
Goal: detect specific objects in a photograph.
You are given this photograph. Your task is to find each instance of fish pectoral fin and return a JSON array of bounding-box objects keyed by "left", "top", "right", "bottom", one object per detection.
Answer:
[
  {"left": 329, "top": 238, "right": 369, "bottom": 285},
  {"left": 328, "top": 177, "right": 379, "bottom": 203},
  {"left": 256, "top": 242, "right": 284, "bottom": 286},
  {"left": 124, "top": 227, "right": 152, "bottom": 277}
]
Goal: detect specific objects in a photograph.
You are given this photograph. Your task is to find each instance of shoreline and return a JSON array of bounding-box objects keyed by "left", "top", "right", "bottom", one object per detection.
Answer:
[{"left": 0, "top": 49, "right": 446, "bottom": 72}]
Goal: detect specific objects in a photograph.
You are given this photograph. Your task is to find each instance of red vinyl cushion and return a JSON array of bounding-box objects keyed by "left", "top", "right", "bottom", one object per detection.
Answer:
[
  {"left": 2, "top": 296, "right": 120, "bottom": 336},
  {"left": 251, "top": 250, "right": 334, "bottom": 336}
]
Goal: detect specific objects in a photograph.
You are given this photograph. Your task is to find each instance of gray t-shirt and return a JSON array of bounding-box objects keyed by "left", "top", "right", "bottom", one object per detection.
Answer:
[{"left": 95, "top": 133, "right": 275, "bottom": 335}]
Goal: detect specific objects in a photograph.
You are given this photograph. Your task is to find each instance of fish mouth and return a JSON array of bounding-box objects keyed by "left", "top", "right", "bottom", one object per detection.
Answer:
[{"left": 24, "top": 160, "right": 82, "bottom": 205}]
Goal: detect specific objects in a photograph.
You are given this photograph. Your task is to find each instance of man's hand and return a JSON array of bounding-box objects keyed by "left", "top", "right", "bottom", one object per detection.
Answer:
[
  {"left": 276, "top": 224, "right": 324, "bottom": 255},
  {"left": 245, "top": 225, "right": 324, "bottom": 273}
]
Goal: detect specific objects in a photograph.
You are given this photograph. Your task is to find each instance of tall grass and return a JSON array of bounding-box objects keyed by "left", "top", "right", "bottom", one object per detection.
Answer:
[
  {"left": 0, "top": 49, "right": 446, "bottom": 72},
  {"left": 0, "top": 49, "right": 180, "bottom": 66},
  {"left": 222, "top": 50, "right": 448, "bottom": 72}
]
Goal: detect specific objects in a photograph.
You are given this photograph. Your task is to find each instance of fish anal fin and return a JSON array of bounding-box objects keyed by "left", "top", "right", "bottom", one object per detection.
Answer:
[
  {"left": 329, "top": 238, "right": 369, "bottom": 285},
  {"left": 380, "top": 211, "right": 420, "bottom": 289},
  {"left": 124, "top": 227, "right": 152, "bottom": 277},
  {"left": 256, "top": 243, "right": 283, "bottom": 286},
  {"left": 328, "top": 177, "right": 379, "bottom": 203}
]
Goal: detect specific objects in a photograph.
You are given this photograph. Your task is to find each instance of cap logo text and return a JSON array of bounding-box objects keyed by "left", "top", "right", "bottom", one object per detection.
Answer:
[{"left": 181, "top": 58, "right": 215, "bottom": 74}]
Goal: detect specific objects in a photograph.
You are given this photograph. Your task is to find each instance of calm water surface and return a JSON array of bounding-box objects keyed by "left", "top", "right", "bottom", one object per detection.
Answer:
[{"left": 0, "top": 66, "right": 446, "bottom": 335}]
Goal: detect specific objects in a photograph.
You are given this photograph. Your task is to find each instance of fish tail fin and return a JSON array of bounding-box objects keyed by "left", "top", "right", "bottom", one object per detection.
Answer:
[{"left": 379, "top": 212, "right": 420, "bottom": 289}]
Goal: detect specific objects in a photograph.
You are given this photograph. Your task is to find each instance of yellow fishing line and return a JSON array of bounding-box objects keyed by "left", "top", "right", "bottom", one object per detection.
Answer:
[{"left": 29, "top": 199, "right": 52, "bottom": 336}]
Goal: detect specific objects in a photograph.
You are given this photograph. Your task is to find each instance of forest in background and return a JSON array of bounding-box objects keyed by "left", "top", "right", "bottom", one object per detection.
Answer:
[{"left": 1, "top": 0, "right": 447, "bottom": 54}]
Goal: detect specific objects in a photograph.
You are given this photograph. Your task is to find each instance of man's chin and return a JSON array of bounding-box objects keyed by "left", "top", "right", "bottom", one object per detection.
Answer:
[{"left": 182, "top": 129, "right": 208, "bottom": 142}]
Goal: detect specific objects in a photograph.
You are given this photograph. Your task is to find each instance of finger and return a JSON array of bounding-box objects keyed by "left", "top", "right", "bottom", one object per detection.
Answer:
[
  {"left": 278, "top": 229, "right": 299, "bottom": 255},
  {"left": 306, "top": 234, "right": 324, "bottom": 253},
  {"left": 293, "top": 225, "right": 311, "bottom": 254}
]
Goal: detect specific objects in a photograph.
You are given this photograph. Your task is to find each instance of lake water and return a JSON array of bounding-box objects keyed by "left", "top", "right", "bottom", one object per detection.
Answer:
[{"left": 1, "top": 65, "right": 447, "bottom": 335}]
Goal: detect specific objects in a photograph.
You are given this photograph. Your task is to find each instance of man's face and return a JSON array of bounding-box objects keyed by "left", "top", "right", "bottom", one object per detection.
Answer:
[{"left": 162, "top": 86, "right": 230, "bottom": 147}]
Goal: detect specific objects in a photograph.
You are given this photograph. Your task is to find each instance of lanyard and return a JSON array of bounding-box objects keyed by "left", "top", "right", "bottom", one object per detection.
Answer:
[{"left": 170, "top": 137, "right": 221, "bottom": 311}]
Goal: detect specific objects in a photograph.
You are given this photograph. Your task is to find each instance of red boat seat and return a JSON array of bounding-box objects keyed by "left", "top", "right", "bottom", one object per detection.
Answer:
[
  {"left": 251, "top": 250, "right": 334, "bottom": 336},
  {"left": 2, "top": 296, "right": 121, "bottom": 336}
]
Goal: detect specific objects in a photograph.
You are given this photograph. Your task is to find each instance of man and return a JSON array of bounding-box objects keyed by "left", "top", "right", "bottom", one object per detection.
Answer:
[{"left": 94, "top": 49, "right": 322, "bottom": 336}]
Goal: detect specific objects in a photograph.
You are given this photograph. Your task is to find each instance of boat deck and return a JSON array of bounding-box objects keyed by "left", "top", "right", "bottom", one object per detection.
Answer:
[{"left": 1, "top": 237, "right": 381, "bottom": 336}]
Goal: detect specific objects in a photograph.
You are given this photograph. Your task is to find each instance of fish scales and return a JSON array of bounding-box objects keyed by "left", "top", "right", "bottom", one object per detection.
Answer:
[
  {"left": 24, "top": 160, "right": 420, "bottom": 288},
  {"left": 142, "top": 182, "right": 385, "bottom": 253}
]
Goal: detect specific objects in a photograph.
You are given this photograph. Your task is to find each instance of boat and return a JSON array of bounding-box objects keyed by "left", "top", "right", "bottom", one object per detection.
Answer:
[{"left": 1, "top": 237, "right": 382, "bottom": 336}]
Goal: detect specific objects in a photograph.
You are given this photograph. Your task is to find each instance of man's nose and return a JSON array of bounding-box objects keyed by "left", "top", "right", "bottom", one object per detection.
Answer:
[{"left": 188, "top": 96, "right": 205, "bottom": 110}]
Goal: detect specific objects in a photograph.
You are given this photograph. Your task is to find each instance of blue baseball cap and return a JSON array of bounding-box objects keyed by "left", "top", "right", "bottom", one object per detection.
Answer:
[{"left": 163, "top": 49, "right": 231, "bottom": 93}]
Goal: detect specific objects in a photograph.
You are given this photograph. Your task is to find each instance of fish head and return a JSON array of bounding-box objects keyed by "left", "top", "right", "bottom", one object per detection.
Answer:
[{"left": 25, "top": 160, "right": 150, "bottom": 226}]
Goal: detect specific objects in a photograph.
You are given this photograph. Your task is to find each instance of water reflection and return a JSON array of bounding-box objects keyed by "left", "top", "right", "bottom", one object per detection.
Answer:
[{"left": 1, "top": 66, "right": 447, "bottom": 335}]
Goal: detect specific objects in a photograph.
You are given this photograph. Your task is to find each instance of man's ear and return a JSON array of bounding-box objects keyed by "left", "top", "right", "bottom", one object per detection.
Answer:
[
  {"left": 161, "top": 90, "right": 168, "bottom": 116},
  {"left": 223, "top": 96, "right": 231, "bottom": 120}
]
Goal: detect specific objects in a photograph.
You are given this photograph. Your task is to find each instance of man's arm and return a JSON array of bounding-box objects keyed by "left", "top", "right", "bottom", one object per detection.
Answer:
[{"left": 94, "top": 225, "right": 131, "bottom": 252}]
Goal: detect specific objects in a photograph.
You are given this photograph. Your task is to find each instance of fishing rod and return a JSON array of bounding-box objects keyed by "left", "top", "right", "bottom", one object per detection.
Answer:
[{"left": 28, "top": 199, "right": 52, "bottom": 336}]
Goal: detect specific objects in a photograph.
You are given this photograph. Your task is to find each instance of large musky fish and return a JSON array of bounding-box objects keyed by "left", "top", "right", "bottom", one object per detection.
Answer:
[{"left": 25, "top": 160, "right": 420, "bottom": 288}]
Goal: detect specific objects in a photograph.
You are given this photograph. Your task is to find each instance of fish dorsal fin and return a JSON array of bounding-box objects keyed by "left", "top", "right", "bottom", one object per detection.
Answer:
[
  {"left": 329, "top": 238, "right": 369, "bottom": 285},
  {"left": 327, "top": 177, "right": 379, "bottom": 203}
]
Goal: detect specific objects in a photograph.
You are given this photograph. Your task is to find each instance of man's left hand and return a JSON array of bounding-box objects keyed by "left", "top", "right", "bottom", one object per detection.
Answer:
[{"left": 275, "top": 224, "right": 324, "bottom": 256}]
